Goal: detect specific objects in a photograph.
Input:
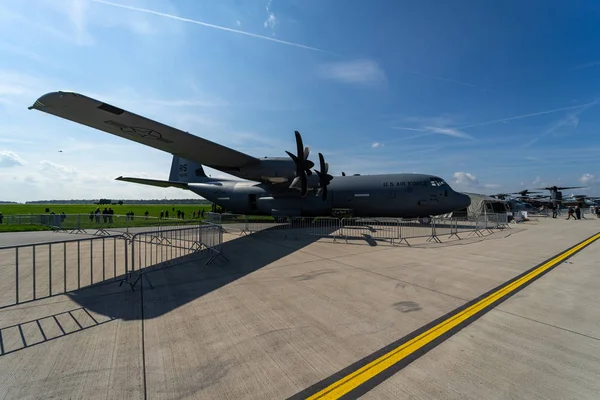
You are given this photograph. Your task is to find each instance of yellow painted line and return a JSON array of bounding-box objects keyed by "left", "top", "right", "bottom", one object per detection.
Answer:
[{"left": 307, "top": 232, "right": 600, "bottom": 400}]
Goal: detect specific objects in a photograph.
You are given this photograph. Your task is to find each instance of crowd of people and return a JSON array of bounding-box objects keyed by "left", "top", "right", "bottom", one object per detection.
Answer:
[
  {"left": 85, "top": 207, "right": 208, "bottom": 224},
  {"left": 550, "top": 204, "right": 600, "bottom": 219}
]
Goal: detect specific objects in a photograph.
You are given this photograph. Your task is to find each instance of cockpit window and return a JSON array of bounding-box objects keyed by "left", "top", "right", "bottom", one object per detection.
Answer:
[{"left": 430, "top": 177, "right": 447, "bottom": 187}]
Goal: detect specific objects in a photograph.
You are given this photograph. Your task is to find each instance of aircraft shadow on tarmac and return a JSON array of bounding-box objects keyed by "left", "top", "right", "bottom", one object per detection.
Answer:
[
  {"left": 66, "top": 225, "right": 336, "bottom": 321},
  {"left": 0, "top": 224, "right": 512, "bottom": 356}
]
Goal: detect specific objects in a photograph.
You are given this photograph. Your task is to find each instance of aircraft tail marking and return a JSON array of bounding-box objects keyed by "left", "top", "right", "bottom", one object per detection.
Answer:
[{"left": 169, "top": 155, "right": 210, "bottom": 182}]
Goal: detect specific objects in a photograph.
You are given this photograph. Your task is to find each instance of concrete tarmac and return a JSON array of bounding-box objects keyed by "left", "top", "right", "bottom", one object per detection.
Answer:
[
  {"left": 0, "top": 217, "right": 598, "bottom": 399},
  {"left": 366, "top": 233, "right": 600, "bottom": 400}
]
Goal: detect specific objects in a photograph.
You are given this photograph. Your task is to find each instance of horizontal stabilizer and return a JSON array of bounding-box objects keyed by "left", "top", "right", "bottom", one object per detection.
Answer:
[
  {"left": 116, "top": 176, "right": 190, "bottom": 190},
  {"left": 29, "top": 91, "right": 260, "bottom": 169}
]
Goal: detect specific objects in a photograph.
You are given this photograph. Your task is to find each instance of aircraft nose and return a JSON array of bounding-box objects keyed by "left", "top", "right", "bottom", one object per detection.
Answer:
[{"left": 456, "top": 192, "right": 471, "bottom": 209}]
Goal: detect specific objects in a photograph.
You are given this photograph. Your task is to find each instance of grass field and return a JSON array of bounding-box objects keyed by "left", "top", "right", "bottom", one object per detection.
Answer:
[
  {"left": 0, "top": 224, "right": 51, "bottom": 233},
  {"left": 0, "top": 203, "right": 277, "bottom": 233},
  {"left": 0, "top": 203, "right": 213, "bottom": 218},
  {"left": 0, "top": 203, "right": 215, "bottom": 233}
]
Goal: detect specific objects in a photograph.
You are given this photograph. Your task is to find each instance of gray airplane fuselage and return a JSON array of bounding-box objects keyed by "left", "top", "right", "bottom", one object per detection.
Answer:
[{"left": 188, "top": 173, "right": 471, "bottom": 218}]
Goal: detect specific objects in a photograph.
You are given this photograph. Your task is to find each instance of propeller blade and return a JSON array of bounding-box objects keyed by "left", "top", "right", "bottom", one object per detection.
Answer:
[
  {"left": 285, "top": 151, "right": 298, "bottom": 163},
  {"left": 315, "top": 152, "right": 334, "bottom": 200},
  {"left": 295, "top": 131, "right": 303, "bottom": 158},
  {"left": 300, "top": 173, "right": 308, "bottom": 197}
]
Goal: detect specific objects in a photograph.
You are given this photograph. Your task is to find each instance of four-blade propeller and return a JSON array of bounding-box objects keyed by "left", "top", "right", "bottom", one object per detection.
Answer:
[
  {"left": 285, "top": 130, "right": 314, "bottom": 197},
  {"left": 285, "top": 131, "right": 334, "bottom": 199}
]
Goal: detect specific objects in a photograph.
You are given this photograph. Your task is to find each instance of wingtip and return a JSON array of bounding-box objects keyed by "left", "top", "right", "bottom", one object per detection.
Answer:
[{"left": 28, "top": 90, "right": 83, "bottom": 111}]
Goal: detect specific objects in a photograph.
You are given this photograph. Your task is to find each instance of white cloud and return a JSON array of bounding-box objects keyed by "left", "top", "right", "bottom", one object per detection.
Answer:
[
  {"left": 457, "top": 100, "right": 599, "bottom": 130},
  {"left": 60, "top": 0, "right": 93, "bottom": 45},
  {"left": 571, "top": 60, "right": 600, "bottom": 71},
  {"left": 579, "top": 173, "right": 597, "bottom": 184},
  {"left": 392, "top": 101, "right": 599, "bottom": 145},
  {"left": 522, "top": 99, "right": 598, "bottom": 148},
  {"left": 0, "top": 0, "right": 185, "bottom": 48},
  {"left": 371, "top": 142, "right": 384, "bottom": 148},
  {"left": 453, "top": 172, "right": 479, "bottom": 186},
  {"left": 264, "top": 0, "right": 276, "bottom": 29},
  {"left": 389, "top": 115, "right": 473, "bottom": 140},
  {"left": 0, "top": 157, "right": 203, "bottom": 202},
  {"left": 0, "top": 70, "right": 58, "bottom": 107},
  {"left": 0, "top": 151, "right": 27, "bottom": 168},
  {"left": 452, "top": 172, "right": 498, "bottom": 190},
  {"left": 390, "top": 127, "right": 426, "bottom": 132},
  {"left": 40, "top": 160, "right": 79, "bottom": 177},
  {"left": 264, "top": 9, "right": 276, "bottom": 30},
  {"left": 264, "top": 14, "right": 276, "bottom": 29},
  {"left": 565, "top": 113, "right": 579, "bottom": 128},
  {"left": 423, "top": 126, "right": 473, "bottom": 139},
  {"left": 317, "top": 60, "right": 386, "bottom": 86}
]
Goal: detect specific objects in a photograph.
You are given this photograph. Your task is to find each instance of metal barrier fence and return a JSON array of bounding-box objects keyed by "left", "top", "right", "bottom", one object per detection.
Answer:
[
  {"left": 1, "top": 213, "right": 203, "bottom": 236},
  {"left": 119, "top": 224, "right": 226, "bottom": 290},
  {"left": 0, "top": 235, "right": 128, "bottom": 308},
  {"left": 0, "top": 211, "right": 517, "bottom": 308},
  {"left": 207, "top": 212, "right": 512, "bottom": 245},
  {"left": 0, "top": 225, "right": 226, "bottom": 308}
]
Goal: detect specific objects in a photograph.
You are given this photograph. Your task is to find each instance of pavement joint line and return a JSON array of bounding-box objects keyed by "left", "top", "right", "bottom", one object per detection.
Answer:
[
  {"left": 495, "top": 308, "right": 600, "bottom": 342},
  {"left": 290, "top": 231, "right": 600, "bottom": 400},
  {"left": 141, "top": 278, "right": 148, "bottom": 400}
]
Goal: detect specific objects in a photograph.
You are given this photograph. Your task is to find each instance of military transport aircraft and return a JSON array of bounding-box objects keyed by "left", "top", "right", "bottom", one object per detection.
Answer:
[{"left": 28, "top": 91, "right": 471, "bottom": 218}]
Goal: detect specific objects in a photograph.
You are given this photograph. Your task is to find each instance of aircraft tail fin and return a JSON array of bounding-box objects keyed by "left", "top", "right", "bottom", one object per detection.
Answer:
[{"left": 169, "top": 155, "right": 211, "bottom": 183}]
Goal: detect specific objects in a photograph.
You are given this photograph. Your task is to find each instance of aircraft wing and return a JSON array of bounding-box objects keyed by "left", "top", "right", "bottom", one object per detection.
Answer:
[
  {"left": 29, "top": 91, "right": 260, "bottom": 169},
  {"left": 116, "top": 176, "right": 190, "bottom": 189}
]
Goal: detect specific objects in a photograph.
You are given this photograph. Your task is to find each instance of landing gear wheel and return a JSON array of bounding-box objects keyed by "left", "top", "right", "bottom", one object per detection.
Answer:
[{"left": 418, "top": 217, "right": 431, "bottom": 225}]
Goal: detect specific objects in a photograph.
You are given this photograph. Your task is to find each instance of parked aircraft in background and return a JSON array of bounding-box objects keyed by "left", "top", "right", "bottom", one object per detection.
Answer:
[
  {"left": 29, "top": 91, "right": 471, "bottom": 218},
  {"left": 559, "top": 194, "right": 599, "bottom": 208},
  {"left": 535, "top": 185, "right": 587, "bottom": 206},
  {"left": 504, "top": 198, "right": 537, "bottom": 213}
]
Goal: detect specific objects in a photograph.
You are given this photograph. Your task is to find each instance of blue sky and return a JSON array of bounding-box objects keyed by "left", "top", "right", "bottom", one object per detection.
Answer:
[{"left": 1, "top": 0, "right": 600, "bottom": 202}]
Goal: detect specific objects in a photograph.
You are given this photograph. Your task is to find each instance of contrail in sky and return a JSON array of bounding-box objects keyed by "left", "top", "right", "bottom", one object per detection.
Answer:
[
  {"left": 92, "top": 0, "right": 330, "bottom": 53},
  {"left": 92, "top": 0, "right": 491, "bottom": 89},
  {"left": 457, "top": 101, "right": 599, "bottom": 129}
]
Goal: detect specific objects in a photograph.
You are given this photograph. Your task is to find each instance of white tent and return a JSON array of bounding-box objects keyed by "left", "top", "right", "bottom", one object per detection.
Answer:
[{"left": 441, "top": 192, "right": 509, "bottom": 219}]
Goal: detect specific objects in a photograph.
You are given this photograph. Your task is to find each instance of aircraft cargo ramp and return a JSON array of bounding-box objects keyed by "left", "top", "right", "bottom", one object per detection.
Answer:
[{"left": 1, "top": 218, "right": 599, "bottom": 399}]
